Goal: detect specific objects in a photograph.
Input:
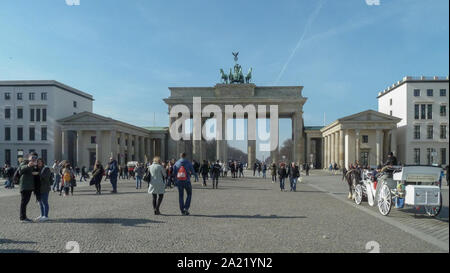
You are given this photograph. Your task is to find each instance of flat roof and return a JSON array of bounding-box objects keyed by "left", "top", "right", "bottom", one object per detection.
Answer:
[
  {"left": 0, "top": 80, "right": 94, "bottom": 101},
  {"left": 377, "top": 76, "right": 449, "bottom": 99}
]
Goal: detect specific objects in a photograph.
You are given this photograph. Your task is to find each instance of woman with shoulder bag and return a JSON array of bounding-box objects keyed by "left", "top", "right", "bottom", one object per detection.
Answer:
[{"left": 147, "top": 157, "right": 167, "bottom": 215}]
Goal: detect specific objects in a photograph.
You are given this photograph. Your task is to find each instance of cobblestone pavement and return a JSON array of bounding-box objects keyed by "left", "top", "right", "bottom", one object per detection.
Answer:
[{"left": 0, "top": 171, "right": 447, "bottom": 253}]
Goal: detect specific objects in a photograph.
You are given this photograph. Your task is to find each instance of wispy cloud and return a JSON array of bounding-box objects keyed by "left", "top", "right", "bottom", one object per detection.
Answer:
[{"left": 274, "top": 0, "right": 326, "bottom": 84}]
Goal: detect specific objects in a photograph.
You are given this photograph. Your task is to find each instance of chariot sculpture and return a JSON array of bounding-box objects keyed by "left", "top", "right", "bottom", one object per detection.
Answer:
[{"left": 220, "top": 52, "right": 252, "bottom": 84}]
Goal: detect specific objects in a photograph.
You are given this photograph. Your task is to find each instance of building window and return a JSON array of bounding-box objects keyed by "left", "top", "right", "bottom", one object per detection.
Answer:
[
  {"left": 427, "top": 104, "right": 433, "bottom": 119},
  {"left": 421, "top": 104, "right": 426, "bottom": 119},
  {"left": 427, "top": 148, "right": 436, "bottom": 165},
  {"left": 427, "top": 89, "right": 433, "bottom": 97},
  {"left": 440, "top": 89, "right": 446, "bottom": 97},
  {"left": 17, "top": 93, "right": 22, "bottom": 100},
  {"left": 41, "top": 92, "right": 47, "bottom": 100},
  {"left": 29, "top": 93, "right": 35, "bottom": 100},
  {"left": 73, "top": 101, "right": 77, "bottom": 108},
  {"left": 390, "top": 98, "right": 393, "bottom": 106},
  {"left": 414, "top": 89, "right": 420, "bottom": 97},
  {"left": 414, "top": 148, "right": 420, "bottom": 165},
  {"left": 441, "top": 125, "right": 447, "bottom": 139},
  {"left": 29, "top": 127, "right": 35, "bottom": 141},
  {"left": 41, "top": 127, "right": 47, "bottom": 141},
  {"left": 414, "top": 125, "right": 421, "bottom": 140},
  {"left": 441, "top": 148, "right": 447, "bottom": 165},
  {"left": 5, "top": 108, "right": 11, "bottom": 119},
  {"left": 17, "top": 108, "right": 23, "bottom": 119},
  {"left": 41, "top": 149, "right": 48, "bottom": 163},
  {"left": 30, "top": 109, "right": 35, "bottom": 122},
  {"left": 441, "top": 105, "right": 447, "bottom": 117},
  {"left": 91, "top": 136, "right": 96, "bottom": 144},
  {"left": 5, "top": 127, "right": 11, "bottom": 141},
  {"left": 390, "top": 110, "right": 393, "bottom": 116},
  {"left": 132, "top": 140, "right": 135, "bottom": 146},
  {"left": 362, "top": 135, "right": 369, "bottom": 143},
  {"left": 427, "top": 125, "right": 433, "bottom": 139},
  {"left": 17, "top": 127, "right": 23, "bottom": 141},
  {"left": 4, "top": 92, "right": 11, "bottom": 100},
  {"left": 42, "top": 108, "right": 47, "bottom": 122},
  {"left": 5, "top": 149, "right": 11, "bottom": 164},
  {"left": 414, "top": 104, "right": 420, "bottom": 119},
  {"left": 36, "top": 109, "right": 41, "bottom": 122}
]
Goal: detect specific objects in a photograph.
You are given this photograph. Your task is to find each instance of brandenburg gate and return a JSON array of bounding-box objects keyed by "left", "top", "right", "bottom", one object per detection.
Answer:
[{"left": 164, "top": 53, "right": 307, "bottom": 166}]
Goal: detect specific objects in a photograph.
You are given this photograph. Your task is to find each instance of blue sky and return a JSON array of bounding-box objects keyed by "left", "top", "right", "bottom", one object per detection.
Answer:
[{"left": 0, "top": 0, "right": 448, "bottom": 158}]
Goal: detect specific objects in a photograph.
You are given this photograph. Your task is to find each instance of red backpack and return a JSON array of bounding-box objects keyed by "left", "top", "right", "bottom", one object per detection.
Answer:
[{"left": 177, "top": 165, "right": 188, "bottom": 181}]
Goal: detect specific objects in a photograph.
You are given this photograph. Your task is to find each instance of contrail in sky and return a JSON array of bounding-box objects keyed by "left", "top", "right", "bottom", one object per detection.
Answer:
[{"left": 274, "top": 0, "right": 326, "bottom": 84}]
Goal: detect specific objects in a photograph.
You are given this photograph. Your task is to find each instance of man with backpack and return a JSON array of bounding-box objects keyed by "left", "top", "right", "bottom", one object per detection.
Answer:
[
  {"left": 172, "top": 153, "right": 196, "bottom": 216},
  {"left": 212, "top": 160, "right": 221, "bottom": 189}
]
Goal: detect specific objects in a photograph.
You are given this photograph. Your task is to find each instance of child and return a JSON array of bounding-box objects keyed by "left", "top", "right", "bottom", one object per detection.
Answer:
[{"left": 61, "top": 163, "right": 74, "bottom": 196}]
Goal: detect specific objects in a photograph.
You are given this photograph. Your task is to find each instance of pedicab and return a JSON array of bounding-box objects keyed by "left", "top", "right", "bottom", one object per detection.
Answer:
[{"left": 354, "top": 165, "right": 442, "bottom": 217}]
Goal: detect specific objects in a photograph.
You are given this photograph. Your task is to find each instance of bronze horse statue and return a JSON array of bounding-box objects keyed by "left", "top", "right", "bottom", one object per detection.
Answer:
[{"left": 220, "top": 69, "right": 228, "bottom": 84}]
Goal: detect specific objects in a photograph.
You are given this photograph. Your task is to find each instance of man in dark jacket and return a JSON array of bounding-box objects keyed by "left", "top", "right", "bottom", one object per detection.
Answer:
[
  {"left": 287, "top": 162, "right": 300, "bottom": 192},
  {"left": 384, "top": 152, "right": 398, "bottom": 166},
  {"left": 212, "top": 160, "right": 221, "bottom": 189},
  {"left": 199, "top": 160, "right": 209, "bottom": 187},
  {"left": 107, "top": 157, "right": 119, "bottom": 193},
  {"left": 173, "top": 153, "right": 196, "bottom": 215},
  {"left": 18, "top": 152, "right": 39, "bottom": 222}
]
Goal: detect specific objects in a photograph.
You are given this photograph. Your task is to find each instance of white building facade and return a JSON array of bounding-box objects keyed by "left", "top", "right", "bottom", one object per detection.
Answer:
[
  {"left": 0, "top": 81, "right": 94, "bottom": 166},
  {"left": 378, "top": 76, "right": 449, "bottom": 166}
]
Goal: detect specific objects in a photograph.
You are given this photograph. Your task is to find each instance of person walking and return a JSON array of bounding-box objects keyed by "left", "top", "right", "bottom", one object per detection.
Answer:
[
  {"left": 305, "top": 163, "right": 310, "bottom": 176},
  {"left": 134, "top": 163, "right": 145, "bottom": 190},
  {"left": 446, "top": 165, "right": 449, "bottom": 187},
  {"left": 148, "top": 157, "right": 167, "bottom": 215},
  {"left": 61, "top": 162, "right": 75, "bottom": 196},
  {"left": 124, "top": 165, "right": 129, "bottom": 180},
  {"left": 239, "top": 162, "right": 244, "bottom": 178},
  {"left": 80, "top": 166, "right": 88, "bottom": 182},
  {"left": 18, "top": 152, "right": 39, "bottom": 222},
  {"left": 4, "top": 164, "right": 14, "bottom": 189},
  {"left": 257, "top": 163, "right": 262, "bottom": 177},
  {"left": 107, "top": 157, "right": 119, "bottom": 193},
  {"left": 193, "top": 160, "right": 200, "bottom": 182},
  {"left": 199, "top": 160, "right": 209, "bottom": 187},
  {"left": 51, "top": 160, "right": 62, "bottom": 192},
  {"left": 271, "top": 162, "right": 277, "bottom": 183},
  {"left": 278, "top": 163, "right": 287, "bottom": 192},
  {"left": 172, "top": 153, "right": 195, "bottom": 216},
  {"left": 212, "top": 160, "right": 221, "bottom": 189},
  {"left": 253, "top": 162, "right": 257, "bottom": 176},
  {"left": 287, "top": 162, "right": 300, "bottom": 192},
  {"left": 91, "top": 160, "right": 104, "bottom": 195},
  {"left": 262, "top": 163, "right": 267, "bottom": 179},
  {"left": 36, "top": 158, "right": 52, "bottom": 222}
]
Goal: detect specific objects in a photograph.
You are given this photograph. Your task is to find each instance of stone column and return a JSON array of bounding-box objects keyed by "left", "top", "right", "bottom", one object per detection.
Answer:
[
  {"left": 330, "top": 133, "right": 335, "bottom": 165},
  {"left": 322, "top": 136, "right": 326, "bottom": 169},
  {"left": 305, "top": 135, "right": 311, "bottom": 165},
  {"left": 192, "top": 118, "right": 202, "bottom": 162},
  {"left": 247, "top": 118, "right": 256, "bottom": 168},
  {"left": 292, "top": 111, "right": 304, "bottom": 165},
  {"left": 390, "top": 128, "right": 397, "bottom": 157},
  {"left": 344, "top": 130, "right": 350, "bottom": 168},
  {"left": 133, "top": 135, "right": 139, "bottom": 162},
  {"left": 217, "top": 116, "right": 228, "bottom": 162},
  {"left": 149, "top": 138, "right": 154, "bottom": 161},
  {"left": 160, "top": 137, "right": 166, "bottom": 161},
  {"left": 139, "top": 136, "right": 145, "bottom": 163},
  {"left": 376, "top": 129, "right": 383, "bottom": 166},
  {"left": 110, "top": 130, "right": 117, "bottom": 161},
  {"left": 62, "top": 129, "right": 70, "bottom": 161},
  {"left": 95, "top": 130, "right": 102, "bottom": 164},
  {"left": 355, "top": 129, "right": 360, "bottom": 163},
  {"left": 119, "top": 132, "right": 125, "bottom": 166},
  {"left": 126, "top": 133, "right": 132, "bottom": 163},
  {"left": 76, "top": 130, "right": 83, "bottom": 168},
  {"left": 339, "top": 130, "right": 345, "bottom": 168},
  {"left": 334, "top": 132, "right": 339, "bottom": 166}
]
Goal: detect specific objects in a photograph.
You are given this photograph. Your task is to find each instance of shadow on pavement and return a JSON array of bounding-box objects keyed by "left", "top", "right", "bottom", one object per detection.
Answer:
[
  {"left": 0, "top": 249, "right": 39, "bottom": 253},
  {"left": 52, "top": 218, "right": 164, "bottom": 226},
  {"left": 189, "top": 214, "right": 307, "bottom": 219},
  {"left": 0, "top": 239, "right": 37, "bottom": 245}
]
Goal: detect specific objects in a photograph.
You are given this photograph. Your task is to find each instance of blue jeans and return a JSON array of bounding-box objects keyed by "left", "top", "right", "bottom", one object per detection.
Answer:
[
  {"left": 39, "top": 192, "right": 49, "bottom": 217},
  {"left": 53, "top": 174, "right": 61, "bottom": 191},
  {"left": 177, "top": 181, "right": 192, "bottom": 212},
  {"left": 136, "top": 176, "right": 142, "bottom": 189},
  {"left": 279, "top": 178, "right": 285, "bottom": 190},
  {"left": 110, "top": 175, "right": 118, "bottom": 192},
  {"left": 193, "top": 173, "right": 199, "bottom": 182},
  {"left": 262, "top": 171, "right": 266, "bottom": 178},
  {"left": 290, "top": 177, "right": 297, "bottom": 191}
]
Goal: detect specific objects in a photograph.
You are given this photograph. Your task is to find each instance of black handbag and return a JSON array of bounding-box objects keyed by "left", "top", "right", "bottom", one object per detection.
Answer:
[{"left": 143, "top": 169, "right": 151, "bottom": 183}]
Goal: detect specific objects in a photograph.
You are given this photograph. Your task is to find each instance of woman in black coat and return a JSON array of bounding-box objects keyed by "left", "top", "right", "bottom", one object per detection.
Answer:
[{"left": 91, "top": 160, "right": 104, "bottom": 195}]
